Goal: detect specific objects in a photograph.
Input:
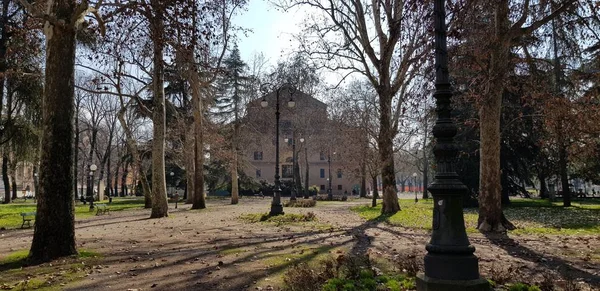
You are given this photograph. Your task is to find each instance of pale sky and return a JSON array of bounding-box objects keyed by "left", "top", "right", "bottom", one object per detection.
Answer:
[{"left": 232, "top": 0, "right": 305, "bottom": 66}]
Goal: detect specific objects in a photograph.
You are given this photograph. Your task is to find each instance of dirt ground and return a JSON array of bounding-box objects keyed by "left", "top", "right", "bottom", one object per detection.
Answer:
[{"left": 0, "top": 198, "right": 598, "bottom": 291}]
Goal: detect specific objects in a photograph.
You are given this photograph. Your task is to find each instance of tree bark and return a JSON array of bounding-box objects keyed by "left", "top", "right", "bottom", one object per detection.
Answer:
[
  {"left": 185, "top": 121, "right": 195, "bottom": 204},
  {"left": 304, "top": 147, "right": 309, "bottom": 199},
  {"left": 231, "top": 95, "right": 239, "bottom": 204},
  {"left": 29, "top": 4, "right": 78, "bottom": 261},
  {"left": 422, "top": 133, "right": 429, "bottom": 199},
  {"left": 149, "top": 6, "right": 169, "bottom": 218},
  {"left": 121, "top": 160, "right": 129, "bottom": 197},
  {"left": 360, "top": 163, "right": 366, "bottom": 198},
  {"left": 477, "top": 1, "right": 515, "bottom": 232},
  {"left": 10, "top": 167, "right": 17, "bottom": 200},
  {"left": 378, "top": 93, "right": 399, "bottom": 213},
  {"left": 190, "top": 74, "right": 205, "bottom": 210},
  {"left": 371, "top": 176, "right": 378, "bottom": 208},
  {"left": 73, "top": 100, "right": 80, "bottom": 201},
  {"left": 2, "top": 154, "right": 9, "bottom": 203},
  {"left": 538, "top": 172, "right": 548, "bottom": 199},
  {"left": 558, "top": 137, "right": 571, "bottom": 207}
]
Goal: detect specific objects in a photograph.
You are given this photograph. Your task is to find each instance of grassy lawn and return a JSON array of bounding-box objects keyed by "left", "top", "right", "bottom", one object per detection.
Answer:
[
  {"left": 0, "top": 198, "right": 146, "bottom": 229},
  {"left": 352, "top": 198, "right": 600, "bottom": 235}
]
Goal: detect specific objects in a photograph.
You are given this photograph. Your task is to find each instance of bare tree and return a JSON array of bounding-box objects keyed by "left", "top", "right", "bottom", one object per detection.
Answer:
[{"left": 280, "top": 0, "right": 430, "bottom": 213}]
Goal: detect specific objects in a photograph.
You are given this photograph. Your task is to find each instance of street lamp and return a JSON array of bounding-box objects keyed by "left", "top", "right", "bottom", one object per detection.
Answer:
[
  {"left": 88, "top": 164, "right": 97, "bottom": 210},
  {"left": 413, "top": 172, "right": 418, "bottom": 203},
  {"left": 260, "top": 83, "right": 296, "bottom": 216},
  {"left": 416, "top": 0, "right": 488, "bottom": 289}
]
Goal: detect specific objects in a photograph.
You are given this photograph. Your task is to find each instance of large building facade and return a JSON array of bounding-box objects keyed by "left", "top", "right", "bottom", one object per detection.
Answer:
[{"left": 241, "top": 86, "right": 360, "bottom": 195}]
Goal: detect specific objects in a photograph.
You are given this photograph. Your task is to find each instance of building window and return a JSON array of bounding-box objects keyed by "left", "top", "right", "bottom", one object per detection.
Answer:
[
  {"left": 320, "top": 152, "right": 326, "bottom": 160},
  {"left": 282, "top": 165, "right": 293, "bottom": 178},
  {"left": 256, "top": 170, "right": 261, "bottom": 178},
  {"left": 338, "top": 185, "right": 342, "bottom": 190},
  {"left": 320, "top": 168, "right": 325, "bottom": 178},
  {"left": 253, "top": 151, "right": 263, "bottom": 160},
  {"left": 320, "top": 185, "right": 325, "bottom": 190},
  {"left": 337, "top": 169, "right": 342, "bottom": 178}
]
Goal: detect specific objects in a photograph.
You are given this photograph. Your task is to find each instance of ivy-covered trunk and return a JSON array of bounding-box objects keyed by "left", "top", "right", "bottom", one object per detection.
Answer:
[{"left": 29, "top": 1, "right": 78, "bottom": 261}]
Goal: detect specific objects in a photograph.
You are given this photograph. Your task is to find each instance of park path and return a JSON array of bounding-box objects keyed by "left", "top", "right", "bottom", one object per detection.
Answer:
[{"left": 0, "top": 198, "right": 598, "bottom": 291}]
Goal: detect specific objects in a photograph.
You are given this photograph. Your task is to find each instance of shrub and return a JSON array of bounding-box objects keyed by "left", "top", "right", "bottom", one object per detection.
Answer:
[
  {"left": 489, "top": 263, "right": 516, "bottom": 285},
  {"left": 240, "top": 212, "right": 317, "bottom": 224},
  {"left": 394, "top": 254, "right": 419, "bottom": 277},
  {"left": 283, "top": 254, "right": 416, "bottom": 291},
  {"left": 285, "top": 199, "right": 317, "bottom": 208},
  {"left": 282, "top": 263, "right": 329, "bottom": 291},
  {"left": 316, "top": 195, "right": 349, "bottom": 201}
]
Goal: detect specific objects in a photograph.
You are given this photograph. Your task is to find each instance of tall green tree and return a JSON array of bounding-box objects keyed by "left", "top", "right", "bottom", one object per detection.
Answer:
[{"left": 213, "top": 44, "right": 251, "bottom": 205}]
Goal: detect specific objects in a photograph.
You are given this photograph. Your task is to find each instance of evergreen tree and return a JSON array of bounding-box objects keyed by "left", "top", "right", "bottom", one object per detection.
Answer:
[{"left": 212, "top": 44, "right": 251, "bottom": 204}]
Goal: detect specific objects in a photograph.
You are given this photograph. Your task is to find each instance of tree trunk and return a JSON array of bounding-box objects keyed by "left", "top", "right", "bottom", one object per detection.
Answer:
[
  {"left": 10, "top": 170, "right": 17, "bottom": 200},
  {"left": 2, "top": 154, "right": 9, "bottom": 203},
  {"left": 478, "top": 89, "right": 514, "bottom": 231},
  {"left": 190, "top": 75, "right": 205, "bottom": 210},
  {"left": 477, "top": 1, "right": 514, "bottom": 232},
  {"left": 422, "top": 142, "right": 429, "bottom": 199},
  {"left": 73, "top": 103, "right": 80, "bottom": 201},
  {"left": 371, "top": 176, "right": 378, "bottom": 207},
  {"left": 29, "top": 6, "right": 78, "bottom": 261},
  {"left": 149, "top": 8, "right": 169, "bottom": 218},
  {"left": 231, "top": 100, "right": 239, "bottom": 204},
  {"left": 304, "top": 147, "right": 309, "bottom": 198},
  {"left": 538, "top": 172, "right": 548, "bottom": 199},
  {"left": 558, "top": 138, "right": 571, "bottom": 207},
  {"left": 185, "top": 121, "right": 195, "bottom": 204},
  {"left": 359, "top": 160, "right": 367, "bottom": 198},
  {"left": 121, "top": 160, "right": 129, "bottom": 197},
  {"left": 378, "top": 93, "right": 399, "bottom": 214},
  {"left": 117, "top": 108, "right": 151, "bottom": 207}
]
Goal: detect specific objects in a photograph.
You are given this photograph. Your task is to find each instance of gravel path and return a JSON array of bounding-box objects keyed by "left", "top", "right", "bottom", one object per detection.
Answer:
[{"left": 0, "top": 198, "right": 598, "bottom": 291}]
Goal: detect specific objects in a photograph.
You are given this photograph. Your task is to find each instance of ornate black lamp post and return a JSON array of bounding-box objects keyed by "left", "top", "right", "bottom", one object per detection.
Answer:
[
  {"left": 261, "top": 84, "right": 295, "bottom": 216},
  {"left": 88, "top": 164, "right": 97, "bottom": 210},
  {"left": 416, "top": 1, "right": 489, "bottom": 290}
]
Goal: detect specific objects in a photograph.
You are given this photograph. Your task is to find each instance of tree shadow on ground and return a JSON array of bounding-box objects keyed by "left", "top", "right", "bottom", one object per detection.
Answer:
[
  {"left": 484, "top": 232, "right": 600, "bottom": 288},
  {"left": 67, "top": 217, "right": 380, "bottom": 291}
]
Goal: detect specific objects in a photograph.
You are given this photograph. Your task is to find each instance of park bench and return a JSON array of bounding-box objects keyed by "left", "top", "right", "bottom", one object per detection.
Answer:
[
  {"left": 95, "top": 204, "right": 110, "bottom": 216},
  {"left": 20, "top": 212, "right": 36, "bottom": 228}
]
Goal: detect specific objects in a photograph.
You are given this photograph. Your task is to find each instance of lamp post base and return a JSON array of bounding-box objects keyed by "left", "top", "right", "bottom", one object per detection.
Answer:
[
  {"left": 269, "top": 203, "right": 284, "bottom": 216},
  {"left": 416, "top": 273, "right": 489, "bottom": 291}
]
